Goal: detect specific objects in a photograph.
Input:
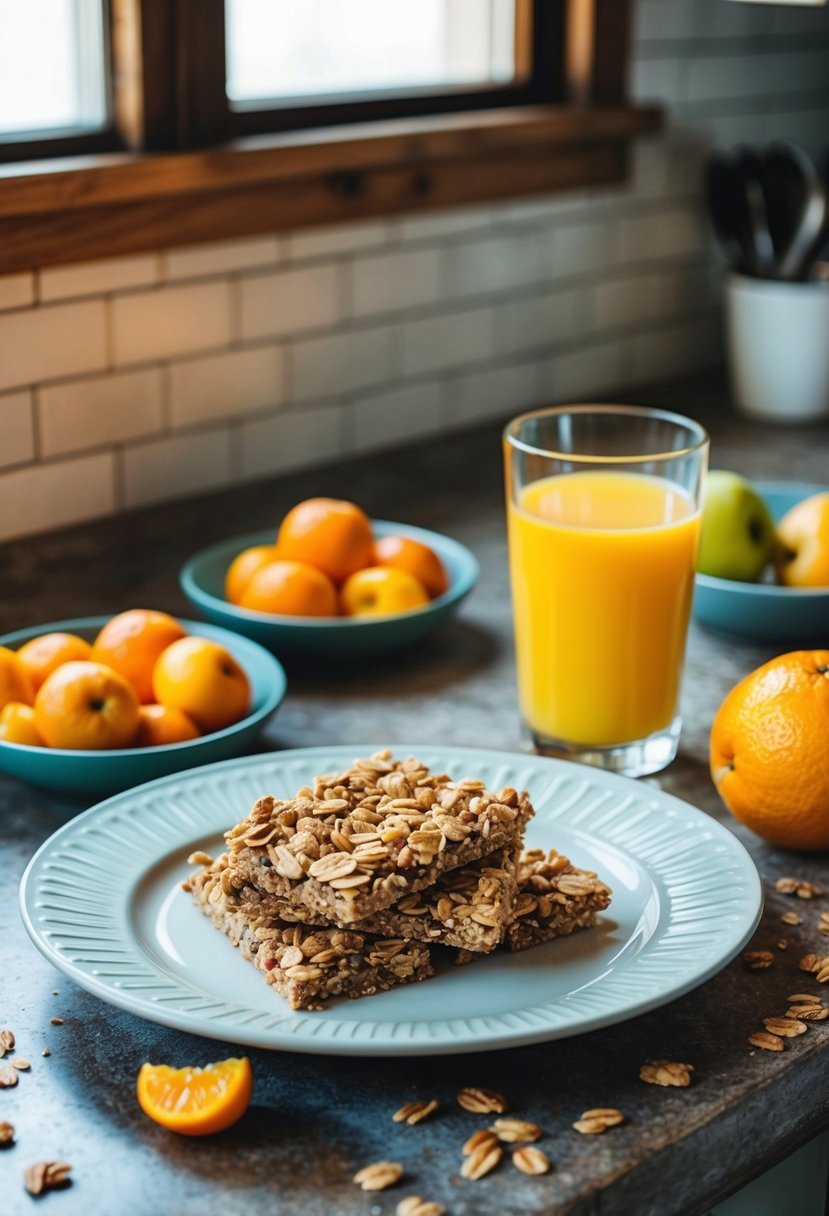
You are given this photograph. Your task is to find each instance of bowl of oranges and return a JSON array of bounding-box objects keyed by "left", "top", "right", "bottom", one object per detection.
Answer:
[
  {"left": 0, "top": 610, "right": 287, "bottom": 795},
  {"left": 180, "top": 498, "right": 479, "bottom": 657}
]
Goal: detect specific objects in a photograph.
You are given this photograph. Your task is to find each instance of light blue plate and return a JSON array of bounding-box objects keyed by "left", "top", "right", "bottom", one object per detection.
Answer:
[
  {"left": 694, "top": 482, "right": 829, "bottom": 643},
  {"left": 0, "top": 616, "right": 287, "bottom": 796},
  {"left": 19, "top": 745, "right": 762, "bottom": 1056},
  {"left": 180, "top": 520, "right": 479, "bottom": 657}
]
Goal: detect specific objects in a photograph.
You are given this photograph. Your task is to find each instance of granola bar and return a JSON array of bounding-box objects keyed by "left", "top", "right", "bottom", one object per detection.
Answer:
[
  {"left": 506, "top": 849, "right": 612, "bottom": 952},
  {"left": 188, "top": 856, "right": 433, "bottom": 1011},
  {"left": 225, "top": 751, "right": 534, "bottom": 926}
]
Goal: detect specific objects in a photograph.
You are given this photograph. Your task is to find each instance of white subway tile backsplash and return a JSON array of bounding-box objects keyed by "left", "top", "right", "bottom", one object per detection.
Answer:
[
  {"left": 122, "top": 428, "right": 232, "bottom": 509},
  {"left": 0, "top": 452, "right": 115, "bottom": 541},
  {"left": 548, "top": 338, "right": 629, "bottom": 403},
  {"left": 0, "top": 273, "right": 35, "bottom": 312},
  {"left": 616, "top": 206, "right": 707, "bottom": 265},
  {"left": 549, "top": 221, "right": 616, "bottom": 278},
  {"left": 163, "top": 236, "right": 281, "bottom": 282},
  {"left": 401, "top": 307, "right": 494, "bottom": 376},
  {"left": 351, "top": 248, "right": 442, "bottom": 317},
  {"left": 0, "top": 391, "right": 35, "bottom": 468},
  {"left": 685, "top": 49, "right": 829, "bottom": 105},
  {"left": 632, "top": 315, "right": 722, "bottom": 383},
  {"left": 239, "top": 402, "right": 346, "bottom": 481},
  {"left": 351, "top": 381, "right": 444, "bottom": 452},
  {"left": 397, "top": 205, "right": 493, "bottom": 244},
  {"left": 291, "top": 326, "right": 395, "bottom": 401},
  {"left": 38, "top": 368, "right": 163, "bottom": 457},
  {"left": 634, "top": 0, "right": 696, "bottom": 42},
  {"left": 240, "top": 264, "right": 342, "bottom": 341},
  {"left": 169, "top": 347, "right": 284, "bottom": 428},
  {"left": 633, "top": 57, "right": 688, "bottom": 105},
  {"left": 40, "top": 255, "right": 160, "bottom": 302},
  {"left": 447, "top": 359, "right": 542, "bottom": 427},
  {"left": 112, "top": 282, "right": 232, "bottom": 365},
  {"left": 442, "top": 231, "right": 544, "bottom": 302},
  {"left": 287, "top": 221, "right": 390, "bottom": 261},
  {"left": 494, "top": 287, "right": 588, "bottom": 357},
  {"left": 593, "top": 271, "right": 666, "bottom": 331},
  {"left": 0, "top": 300, "right": 107, "bottom": 392}
]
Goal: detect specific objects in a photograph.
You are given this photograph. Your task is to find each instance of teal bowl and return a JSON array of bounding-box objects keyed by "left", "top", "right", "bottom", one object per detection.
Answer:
[
  {"left": 180, "top": 520, "right": 479, "bottom": 658},
  {"left": 693, "top": 482, "right": 829, "bottom": 643},
  {"left": 0, "top": 616, "right": 287, "bottom": 796}
]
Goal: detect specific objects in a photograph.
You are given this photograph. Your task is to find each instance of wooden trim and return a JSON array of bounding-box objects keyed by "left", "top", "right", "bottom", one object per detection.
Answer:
[
  {"left": 111, "top": 0, "right": 181, "bottom": 150},
  {"left": 590, "top": 0, "right": 633, "bottom": 104}
]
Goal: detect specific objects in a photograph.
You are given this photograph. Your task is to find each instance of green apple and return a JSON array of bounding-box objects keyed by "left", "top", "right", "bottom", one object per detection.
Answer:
[{"left": 697, "top": 471, "right": 777, "bottom": 582}]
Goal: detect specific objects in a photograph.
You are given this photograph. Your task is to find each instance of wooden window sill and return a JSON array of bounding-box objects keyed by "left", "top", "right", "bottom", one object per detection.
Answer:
[{"left": 0, "top": 104, "right": 661, "bottom": 274}]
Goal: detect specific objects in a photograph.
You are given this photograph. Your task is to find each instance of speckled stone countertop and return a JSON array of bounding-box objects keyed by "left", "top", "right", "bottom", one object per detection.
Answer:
[{"left": 2, "top": 373, "right": 828, "bottom": 1216}]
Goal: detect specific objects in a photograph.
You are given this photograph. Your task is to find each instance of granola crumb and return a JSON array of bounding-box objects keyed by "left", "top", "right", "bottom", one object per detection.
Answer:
[
  {"left": 353, "top": 1162, "right": 404, "bottom": 1191},
  {"left": 512, "top": 1146, "right": 551, "bottom": 1175},
  {"left": 396, "top": 1199, "right": 445, "bottom": 1216},
  {"left": 0, "top": 1029, "right": 14, "bottom": 1058},
  {"left": 639, "top": 1060, "right": 693, "bottom": 1087},
  {"left": 0, "top": 1064, "right": 18, "bottom": 1089},
  {"left": 24, "top": 1161, "right": 72, "bottom": 1196},
  {"left": 489, "top": 1117, "right": 542, "bottom": 1143},
  {"left": 781, "top": 911, "right": 802, "bottom": 926},
  {"left": 41, "top": 1050, "right": 51, "bottom": 1058},
  {"left": 49, "top": 1018, "right": 64, "bottom": 1026},
  {"left": 762, "top": 1017, "right": 807, "bottom": 1038},
  {"left": 392, "top": 1099, "right": 438, "bottom": 1125},
  {"left": 10, "top": 1058, "right": 30, "bottom": 1071},
  {"left": 777, "top": 939, "right": 789, "bottom": 951},
  {"left": 457, "top": 1087, "right": 508, "bottom": 1114},
  {"left": 742, "top": 949, "right": 774, "bottom": 970},
  {"left": 0, "top": 1121, "right": 14, "bottom": 1146},
  {"left": 748, "top": 1031, "right": 784, "bottom": 1052},
  {"left": 776, "top": 878, "right": 823, "bottom": 900},
  {"left": 573, "top": 1108, "right": 626, "bottom": 1134},
  {"left": 460, "top": 1141, "right": 502, "bottom": 1180}
]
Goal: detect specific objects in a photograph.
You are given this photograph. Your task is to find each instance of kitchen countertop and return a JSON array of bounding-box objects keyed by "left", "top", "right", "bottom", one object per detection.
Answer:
[{"left": 2, "top": 371, "right": 828, "bottom": 1216}]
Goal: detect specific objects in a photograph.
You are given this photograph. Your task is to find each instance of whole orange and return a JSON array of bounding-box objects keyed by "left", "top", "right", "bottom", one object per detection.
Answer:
[
  {"left": 225, "top": 545, "right": 281, "bottom": 605},
  {"left": 238, "top": 560, "right": 338, "bottom": 617},
  {"left": 135, "top": 704, "right": 200, "bottom": 748},
  {"left": 0, "top": 702, "right": 42, "bottom": 746},
  {"left": 152, "top": 637, "right": 250, "bottom": 733},
  {"left": 710, "top": 650, "right": 829, "bottom": 850},
  {"left": 373, "top": 535, "right": 449, "bottom": 599},
  {"left": 277, "top": 498, "right": 374, "bottom": 584},
  {"left": 92, "top": 610, "right": 188, "bottom": 704},
  {"left": 35, "top": 661, "right": 140, "bottom": 750},
  {"left": 0, "top": 647, "right": 34, "bottom": 711},
  {"left": 340, "top": 566, "right": 429, "bottom": 617},
  {"left": 18, "top": 632, "right": 93, "bottom": 692},
  {"left": 776, "top": 492, "right": 829, "bottom": 587}
]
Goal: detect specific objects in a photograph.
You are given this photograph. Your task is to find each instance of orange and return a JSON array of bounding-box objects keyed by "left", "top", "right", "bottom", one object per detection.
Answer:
[
  {"left": 0, "top": 647, "right": 34, "bottom": 711},
  {"left": 776, "top": 492, "right": 829, "bottom": 587},
  {"left": 0, "top": 702, "right": 42, "bottom": 746},
  {"left": 136, "top": 1057, "right": 253, "bottom": 1136},
  {"left": 710, "top": 650, "right": 829, "bottom": 850},
  {"left": 340, "top": 566, "right": 429, "bottom": 617},
  {"left": 152, "top": 637, "right": 250, "bottom": 733},
  {"left": 135, "top": 704, "right": 200, "bottom": 748},
  {"left": 17, "top": 632, "right": 93, "bottom": 692},
  {"left": 34, "top": 661, "right": 140, "bottom": 750},
  {"left": 238, "top": 560, "right": 338, "bottom": 617},
  {"left": 277, "top": 498, "right": 374, "bottom": 584},
  {"left": 225, "top": 545, "right": 281, "bottom": 605},
  {"left": 92, "top": 610, "right": 188, "bottom": 704},
  {"left": 373, "top": 535, "right": 449, "bottom": 599}
]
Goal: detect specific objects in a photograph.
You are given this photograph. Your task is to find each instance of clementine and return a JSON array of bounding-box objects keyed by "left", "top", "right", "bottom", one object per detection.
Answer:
[
  {"left": 0, "top": 646, "right": 34, "bottom": 711},
  {"left": 776, "top": 492, "right": 829, "bottom": 587},
  {"left": 0, "top": 702, "right": 42, "bottom": 746},
  {"left": 710, "top": 650, "right": 829, "bottom": 850},
  {"left": 135, "top": 704, "right": 200, "bottom": 748},
  {"left": 340, "top": 566, "right": 429, "bottom": 617},
  {"left": 225, "top": 545, "right": 281, "bottom": 605},
  {"left": 17, "top": 632, "right": 93, "bottom": 692},
  {"left": 238, "top": 560, "right": 338, "bottom": 617},
  {"left": 34, "top": 661, "right": 140, "bottom": 750},
  {"left": 152, "top": 637, "right": 250, "bottom": 733},
  {"left": 373, "top": 535, "right": 449, "bottom": 599},
  {"left": 277, "top": 498, "right": 374, "bottom": 583},
  {"left": 92, "top": 610, "right": 188, "bottom": 703},
  {"left": 137, "top": 1057, "right": 253, "bottom": 1136}
]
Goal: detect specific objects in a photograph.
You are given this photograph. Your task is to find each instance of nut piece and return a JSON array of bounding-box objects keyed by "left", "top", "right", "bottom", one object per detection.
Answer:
[
  {"left": 573, "top": 1107, "right": 626, "bottom": 1134},
  {"left": 639, "top": 1060, "right": 694, "bottom": 1088},
  {"left": 788, "top": 1005, "right": 829, "bottom": 1021},
  {"left": 781, "top": 911, "right": 803, "bottom": 926},
  {"left": 461, "top": 1141, "right": 503, "bottom": 1180},
  {"left": 462, "top": 1129, "right": 498, "bottom": 1156},
  {"left": 24, "top": 1161, "right": 72, "bottom": 1196},
  {"left": 742, "top": 950, "right": 774, "bottom": 971},
  {"left": 0, "top": 1030, "right": 14, "bottom": 1057},
  {"left": 0, "top": 1064, "right": 18, "bottom": 1089},
  {"left": 748, "top": 1031, "right": 784, "bottom": 1051},
  {"left": 397, "top": 1198, "right": 445, "bottom": 1216},
  {"left": 457, "top": 1086, "right": 508, "bottom": 1114},
  {"left": 776, "top": 877, "right": 823, "bottom": 899},
  {"left": 10, "top": 1057, "right": 30, "bottom": 1071},
  {"left": 490, "top": 1117, "right": 542, "bottom": 1143},
  {"left": 353, "top": 1161, "right": 404, "bottom": 1191},
  {"left": 762, "top": 1017, "right": 807, "bottom": 1038},
  {"left": 0, "top": 1121, "right": 14, "bottom": 1146},
  {"left": 513, "top": 1146, "right": 551, "bottom": 1175},
  {"left": 392, "top": 1099, "right": 439, "bottom": 1126}
]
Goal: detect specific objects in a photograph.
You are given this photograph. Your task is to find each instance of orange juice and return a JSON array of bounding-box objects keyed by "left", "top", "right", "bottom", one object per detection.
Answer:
[{"left": 507, "top": 471, "right": 700, "bottom": 747}]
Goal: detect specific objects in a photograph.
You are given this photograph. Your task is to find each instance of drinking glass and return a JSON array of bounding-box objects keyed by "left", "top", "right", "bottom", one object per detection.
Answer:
[{"left": 504, "top": 405, "right": 709, "bottom": 777}]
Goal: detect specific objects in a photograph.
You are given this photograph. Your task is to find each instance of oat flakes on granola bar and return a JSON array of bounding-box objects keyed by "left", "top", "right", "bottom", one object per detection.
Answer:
[
  {"left": 505, "top": 848, "right": 612, "bottom": 952},
  {"left": 224, "top": 751, "right": 534, "bottom": 925},
  {"left": 189, "top": 856, "right": 433, "bottom": 1011}
]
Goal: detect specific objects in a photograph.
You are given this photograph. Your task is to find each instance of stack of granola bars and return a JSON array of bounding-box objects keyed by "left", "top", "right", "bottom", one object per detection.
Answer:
[{"left": 186, "top": 751, "right": 611, "bottom": 1011}]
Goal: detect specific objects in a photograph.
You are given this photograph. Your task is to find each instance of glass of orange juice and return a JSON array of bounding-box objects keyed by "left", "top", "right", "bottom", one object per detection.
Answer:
[{"left": 504, "top": 405, "right": 709, "bottom": 777}]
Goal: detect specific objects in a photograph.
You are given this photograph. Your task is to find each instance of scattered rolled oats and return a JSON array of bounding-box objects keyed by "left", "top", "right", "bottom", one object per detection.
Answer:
[
  {"left": 762, "top": 1017, "right": 807, "bottom": 1038},
  {"left": 457, "top": 1086, "right": 508, "bottom": 1114},
  {"left": 24, "top": 1161, "right": 72, "bottom": 1197},
  {"left": 799, "top": 953, "right": 821, "bottom": 973},
  {"left": 41, "top": 1050, "right": 51, "bottom": 1058},
  {"left": 781, "top": 911, "right": 802, "bottom": 926},
  {"left": 10, "top": 1058, "right": 30, "bottom": 1071},
  {"left": 0, "top": 1064, "right": 18, "bottom": 1088},
  {"left": 397, "top": 1198, "right": 445, "bottom": 1216},
  {"left": 776, "top": 878, "right": 822, "bottom": 899},
  {"left": 50, "top": 1018, "right": 64, "bottom": 1026},
  {"left": 818, "top": 912, "right": 829, "bottom": 936},
  {"left": 187, "top": 850, "right": 214, "bottom": 866},
  {"left": 490, "top": 1117, "right": 542, "bottom": 1143},
  {"left": 817, "top": 963, "right": 829, "bottom": 984},
  {"left": 639, "top": 1060, "right": 694, "bottom": 1087},
  {"left": 777, "top": 940, "right": 789, "bottom": 951},
  {"left": 748, "top": 1031, "right": 784, "bottom": 1052},
  {"left": 573, "top": 1108, "right": 626, "bottom": 1134},
  {"left": 353, "top": 1161, "right": 403, "bottom": 1191},
  {"left": 0, "top": 1030, "right": 14, "bottom": 1057},
  {"left": 742, "top": 950, "right": 774, "bottom": 970},
  {"left": 788, "top": 992, "right": 820, "bottom": 1002},
  {"left": 789, "top": 1006, "right": 829, "bottom": 1021},
  {"left": 460, "top": 1141, "right": 502, "bottom": 1180},
  {"left": 0, "top": 1121, "right": 14, "bottom": 1146},
  {"left": 512, "top": 1146, "right": 551, "bottom": 1175},
  {"left": 392, "top": 1099, "right": 439, "bottom": 1125},
  {"left": 462, "top": 1129, "right": 498, "bottom": 1156}
]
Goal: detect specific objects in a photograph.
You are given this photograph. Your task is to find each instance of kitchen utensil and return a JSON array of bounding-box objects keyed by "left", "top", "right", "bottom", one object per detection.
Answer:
[
  {"left": 765, "top": 142, "right": 829, "bottom": 280},
  {"left": 706, "top": 154, "right": 759, "bottom": 274},
  {"left": 736, "top": 147, "right": 776, "bottom": 277}
]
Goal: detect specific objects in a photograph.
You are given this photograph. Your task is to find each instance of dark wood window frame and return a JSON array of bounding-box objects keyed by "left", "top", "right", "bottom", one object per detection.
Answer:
[{"left": 0, "top": 0, "right": 660, "bottom": 276}]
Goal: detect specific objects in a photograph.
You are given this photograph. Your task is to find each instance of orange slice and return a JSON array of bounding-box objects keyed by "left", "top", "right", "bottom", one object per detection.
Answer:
[{"left": 136, "top": 1057, "right": 253, "bottom": 1135}]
